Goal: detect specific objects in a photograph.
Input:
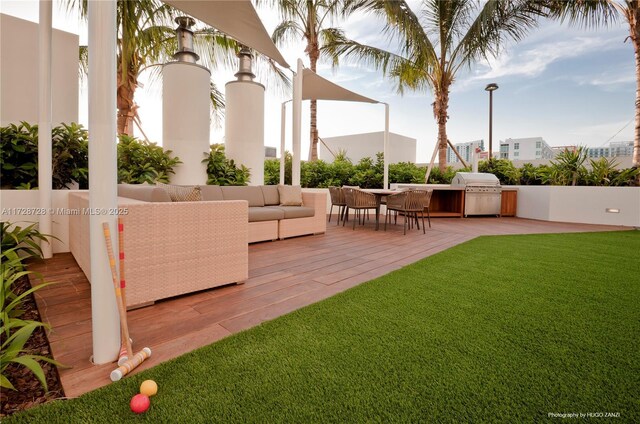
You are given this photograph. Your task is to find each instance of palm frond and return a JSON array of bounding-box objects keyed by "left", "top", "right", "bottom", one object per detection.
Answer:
[
  {"left": 272, "top": 20, "right": 305, "bottom": 45},
  {"left": 78, "top": 45, "right": 88, "bottom": 82},
  {"left": 451, "top": 0, "right": 543, "bottom": 73},
  {"left": 540, "top": 0, "right": 619, "bottom": 28},
  {"left": 210, "top": 81, "right": 225, "bottom": 128}
]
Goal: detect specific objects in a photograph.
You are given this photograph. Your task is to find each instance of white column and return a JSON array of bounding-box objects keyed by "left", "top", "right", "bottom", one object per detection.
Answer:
[
  {"left": 38, "top": 0, "right": 53, "bottom": 259},
  {"left": 291, "top": 59, "right": 303, "bottom": 186},
  {"left": 383, "top": 103, "right": 389, "bottom": 189},
  {"left": 163, "top": 62, "right": 211, "bottom": 185},
  {"left": 225, "top": 80, "right": 265, "bottom": 185},
  {"left": 88, "top": 0, "right": 120, "bottom": 365},
  {"left": 280, "top": 102, "right": 286, "bottom": 184}
]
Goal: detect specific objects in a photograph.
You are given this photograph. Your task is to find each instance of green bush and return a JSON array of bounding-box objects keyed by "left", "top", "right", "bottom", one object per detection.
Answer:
[
  {"left": 0, "top": 222, "right": 61, "bottom": 392},
  {"left": 204, "top": 144, "right": 250, "bottom": 186},
  {"left": 264, "top": 151, "right": 292, "bottom": 185},
  {"left": 52, "top": 123, "right": 89, "bottom": 189},
  {"left": 117, "top": 135, "right": 181, "bottom": 184},
  {"left": 0, "top": 122, "right": 89, "bottom": 189},
  {"left": 479, "top": 159, "right": 520, "bottom": 185},
  {"left": 0, "top": 122, "right": 39, "bottom": 189}
]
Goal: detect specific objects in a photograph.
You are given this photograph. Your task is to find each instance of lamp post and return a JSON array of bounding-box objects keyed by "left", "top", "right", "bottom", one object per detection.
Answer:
[{"left": 485, "top": 83, "right": 498, "bottom": 161}]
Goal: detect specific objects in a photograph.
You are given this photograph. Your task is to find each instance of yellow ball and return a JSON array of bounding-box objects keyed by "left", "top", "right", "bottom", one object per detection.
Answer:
[{"left": 140, "top": 380, "right": 158, "bottom": 397}]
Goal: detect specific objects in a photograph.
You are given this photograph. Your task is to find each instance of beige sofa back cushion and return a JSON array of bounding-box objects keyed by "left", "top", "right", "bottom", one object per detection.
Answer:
[
  {"left": 221, "top": 186, "right": 265, "bottom": 207},
  {"left": 260, "top": 185, "right": 280, "bottom": 206},
  {"left": 278, "top": 185, "right": 303, "bottom": 206},
  {"left": 118, "top": 184, "right": 171, "bottom": 202},
  {"left": 200, "top": 185, "right": 224, "bottom": 201}
]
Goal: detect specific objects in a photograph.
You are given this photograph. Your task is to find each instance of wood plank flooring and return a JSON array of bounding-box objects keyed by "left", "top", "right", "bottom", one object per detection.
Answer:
[{"left": 29, "top": 216, "right": 628, "bottom": 398}]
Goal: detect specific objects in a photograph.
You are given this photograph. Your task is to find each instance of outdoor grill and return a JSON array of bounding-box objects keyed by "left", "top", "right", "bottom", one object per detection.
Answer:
[{"left": 451, "top": 172, "right": 502, "bottom": 217}]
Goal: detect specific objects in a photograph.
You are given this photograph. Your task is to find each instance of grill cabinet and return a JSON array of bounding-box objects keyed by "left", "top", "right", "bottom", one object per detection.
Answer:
[{"left": 451, "top": 172, "right": 502, "bottom": 217}]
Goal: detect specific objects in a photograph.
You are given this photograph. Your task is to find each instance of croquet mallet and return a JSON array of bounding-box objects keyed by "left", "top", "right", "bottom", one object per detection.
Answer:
[
  {"left": 117, "top": 218, "right": 130, "bottom": 366},
  {"left": 102, "top": 222, "right": 151, "bottom": 382}
]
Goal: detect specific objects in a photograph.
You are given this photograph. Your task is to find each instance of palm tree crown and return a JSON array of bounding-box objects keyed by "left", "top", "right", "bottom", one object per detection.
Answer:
[
  {"left": 540, "top": 0, "right": 639, "bottom": 169},
  {"left": 261, "top": 0, "right": 354, "bottom": 161},
  {"left": 326, "top": 0, "right": 544, "bottom": 173}
]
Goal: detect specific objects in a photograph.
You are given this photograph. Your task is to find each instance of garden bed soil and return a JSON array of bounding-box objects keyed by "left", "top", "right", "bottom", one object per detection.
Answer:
[{"left": 0, "top": 275, "right": 65, "bottom": 417}]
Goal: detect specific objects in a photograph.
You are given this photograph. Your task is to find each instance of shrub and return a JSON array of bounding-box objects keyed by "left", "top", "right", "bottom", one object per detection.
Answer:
[
  {"left": 0, "top": 122, "right": 90, "bottom": 190},
  {"left": 1, "top": 122, "right": 40, "bottom": 189},
  {"left": 264, "top": 151, "right": 292, "bottom": 185},
  {"left": 0, "top": 222, "right": 61, "bottom": 391},
  {"left": 117, "top": 135, "right": 181, "bottom": 184},
  {"left": 204, "top": 144, "right": 250, "bottom": 186},
  {"left": 479, "top": 159, "right": 520, "bottom": 185},
  {"left": 52, "top": 123, "right": 89, "bottom": 189}
]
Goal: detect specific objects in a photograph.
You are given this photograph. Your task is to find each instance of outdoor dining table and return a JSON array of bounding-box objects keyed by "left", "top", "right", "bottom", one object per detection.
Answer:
[{"left": 361, "top": 189, "right": 400, "bottom": 230}]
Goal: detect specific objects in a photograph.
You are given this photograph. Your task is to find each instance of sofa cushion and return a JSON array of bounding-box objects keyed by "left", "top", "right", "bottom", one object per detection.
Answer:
[
  {"left": 248, "top": 206, "right": 285, "bottom": 222},
  {"left": 278, "top": 185, "right": 303, "bottom": 206},
  {"left": 221, "top": 186, "right": 265, "bottom": 207},
  {"left": 200, "top": 185, "right": 224, "bottom": 201},
  {"left": 156, "top": 183, "right": 202, "bottom": 202},
  {"left": 260, "top": 185, "right": 280, "bottom": 206},
  {"left": 118, "top": 184, "right": 171, "bottom": 202},
  {"left": 270, "top": 206, "right": 315, "bottom": 219}
]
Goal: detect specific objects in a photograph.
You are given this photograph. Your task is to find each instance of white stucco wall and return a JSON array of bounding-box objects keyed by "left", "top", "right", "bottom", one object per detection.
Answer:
[
  {"left": 515, "top": 186, "right": 639, "bottom": 227},
  {"left": 1, "top": 189, "right": 85, "bottom": 253},
  {"left": 1, "top": 14, "right": 79, "bottom": 126},
  {"left": 319, "top": 131, "right": 416, "bottom": 164}
]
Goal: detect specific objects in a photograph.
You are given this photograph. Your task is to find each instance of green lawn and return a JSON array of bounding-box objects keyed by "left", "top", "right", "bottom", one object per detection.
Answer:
[{"left": 8, "top": 231, "right": 640, "bottom": 423}]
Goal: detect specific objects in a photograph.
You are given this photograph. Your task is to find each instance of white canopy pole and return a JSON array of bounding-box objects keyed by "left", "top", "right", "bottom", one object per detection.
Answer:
[
  {"left": 383, "top": 103, "right": 389, "bottom": 189},
  {"left": 425, "top": 141, "right": 439, "bottom": 184},
  {"left": 38, "top": 0, "right": 53, "bottom": 259},
  {"left": 292, "top": 59, "right": 303, "bottom": 186},
  {"left": 88, "top": 0, "right": 121, "bottom": 364},
  {"left": 280, "top": 101, "right": 287, "bottom": 184}
]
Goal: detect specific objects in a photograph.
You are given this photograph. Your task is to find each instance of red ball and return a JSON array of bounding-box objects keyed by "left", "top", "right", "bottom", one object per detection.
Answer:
[{"left": 130, "top": 394, "right": 150, "bottom": 414}]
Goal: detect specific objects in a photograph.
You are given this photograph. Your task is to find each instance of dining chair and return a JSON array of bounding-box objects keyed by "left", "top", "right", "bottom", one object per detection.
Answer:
[
  {"left": 343, "top": 188, "right": 379, "bottom": 230},
  {"left": 328, "top": 186, "right": 346, "bottom": 225},
  {"left": 385, "top": 190, "right": 432, "bottom": 234}
]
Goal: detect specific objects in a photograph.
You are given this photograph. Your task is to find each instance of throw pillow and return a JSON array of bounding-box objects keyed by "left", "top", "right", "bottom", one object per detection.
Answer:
[
  {"left": 278, "top": 184, "right": 303, "bottom": 206},
  {"left": 156, "top": 182, "right": 202, "bottom": 202}
]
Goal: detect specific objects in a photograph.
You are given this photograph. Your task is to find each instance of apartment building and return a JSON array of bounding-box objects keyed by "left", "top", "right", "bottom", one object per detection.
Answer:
[
  {"left": 499, "top": 137, "right": 554, "bottom": 161},
  {"left": 446, "top": 140, "right": 484, "bottom": 164}
]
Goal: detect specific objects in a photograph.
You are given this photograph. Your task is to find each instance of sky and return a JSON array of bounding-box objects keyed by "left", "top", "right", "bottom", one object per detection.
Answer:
[{"left": 1, "top": 0, "right": 635, "bottom": 163}]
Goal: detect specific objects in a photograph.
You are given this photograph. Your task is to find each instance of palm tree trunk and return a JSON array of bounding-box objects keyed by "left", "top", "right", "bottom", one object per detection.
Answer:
[
  {"left": 309, "top": 47, "right": 319, "bottom": 161},
  {"left": 116, "top": 61, "right": 137, "bottom": 136},
  {"left": 433, "top": 88, "right": 450, "bottom": 172},
  {"left": 631, "top": 5, "right": 640, "bottom": 169}
]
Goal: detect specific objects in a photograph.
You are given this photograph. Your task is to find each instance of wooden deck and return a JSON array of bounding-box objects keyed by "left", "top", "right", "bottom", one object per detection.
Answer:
[{"left": 29, "top": 216, "right": 627, "bottom": 398}]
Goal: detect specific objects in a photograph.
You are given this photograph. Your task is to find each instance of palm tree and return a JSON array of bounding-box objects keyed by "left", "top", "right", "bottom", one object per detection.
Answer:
[
  {"left": 69, "top": 0, "right": 288, "bottom": 137},
  {"left": 540, "top": 0, "right": 639, "bottom": 169},
  {"left": 324, "top": 0, "right": 544, "bottom": 172},
  {"left": 259, "top": 0, "right": 351, "bottom": 161}
]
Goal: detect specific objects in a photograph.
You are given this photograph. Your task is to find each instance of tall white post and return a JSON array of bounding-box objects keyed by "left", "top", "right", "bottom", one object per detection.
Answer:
[
  {"left": 280, "top": 102, "right": 286, "bottom": 184},
  {"left": 38, "top": 0, "right": 53, "bottom": 259},
  {"left": 383, "top": 103, "right": 389, "bottom": 189},
  {"left": 291, "top": 59, "right": 303, "bottom": 186},
  {"left": 88, "top": 0, "right": 120, "bottom": 364}
]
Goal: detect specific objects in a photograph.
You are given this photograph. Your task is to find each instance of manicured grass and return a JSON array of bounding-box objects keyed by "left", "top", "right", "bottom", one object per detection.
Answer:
[{"left": 8, "top": 231, "right": 640, "bottom": 423}]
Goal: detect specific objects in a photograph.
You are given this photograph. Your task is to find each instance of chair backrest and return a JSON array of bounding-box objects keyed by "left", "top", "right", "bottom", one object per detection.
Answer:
[
  {"left": 344, "top": 188, "right": 376, "bottom": 208},
  {"left": 405, "top": 190, "right": 432, "bottom": 212},
  {"left": 386, "top": 191, "right": 408, "bottom": 209},
  {"left": 328, "top": 186, "right": 345, "bottom": 204}
]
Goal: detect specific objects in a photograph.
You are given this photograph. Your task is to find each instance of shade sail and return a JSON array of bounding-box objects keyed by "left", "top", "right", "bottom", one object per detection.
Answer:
[
  {"left": 302, "top": 68, "right": 379, "bottom": 103},
  {"left": 164, "top": 0, "right": 289, "bottom": 68}
]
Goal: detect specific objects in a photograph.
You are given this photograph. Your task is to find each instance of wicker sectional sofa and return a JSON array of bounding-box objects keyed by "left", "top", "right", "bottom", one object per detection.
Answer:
[{"left": 68, "top": 184, "right": 326, "bottom": 308}]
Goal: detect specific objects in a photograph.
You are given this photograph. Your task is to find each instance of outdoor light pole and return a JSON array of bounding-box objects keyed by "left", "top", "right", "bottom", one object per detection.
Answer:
[{"left": 485, "top": 83, "right": 498, "bottom": 161}]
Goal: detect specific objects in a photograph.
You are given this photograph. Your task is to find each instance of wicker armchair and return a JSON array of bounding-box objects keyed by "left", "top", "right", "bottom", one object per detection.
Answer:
[
  {"left": 328, "top": 186, "right": 347, "bottom": 224},
  {"left": 385, "top": 190, "right": 433, "bottom": 234},
  {"left": 343, "top": 188, "right": 379, "bottom": 230}
]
